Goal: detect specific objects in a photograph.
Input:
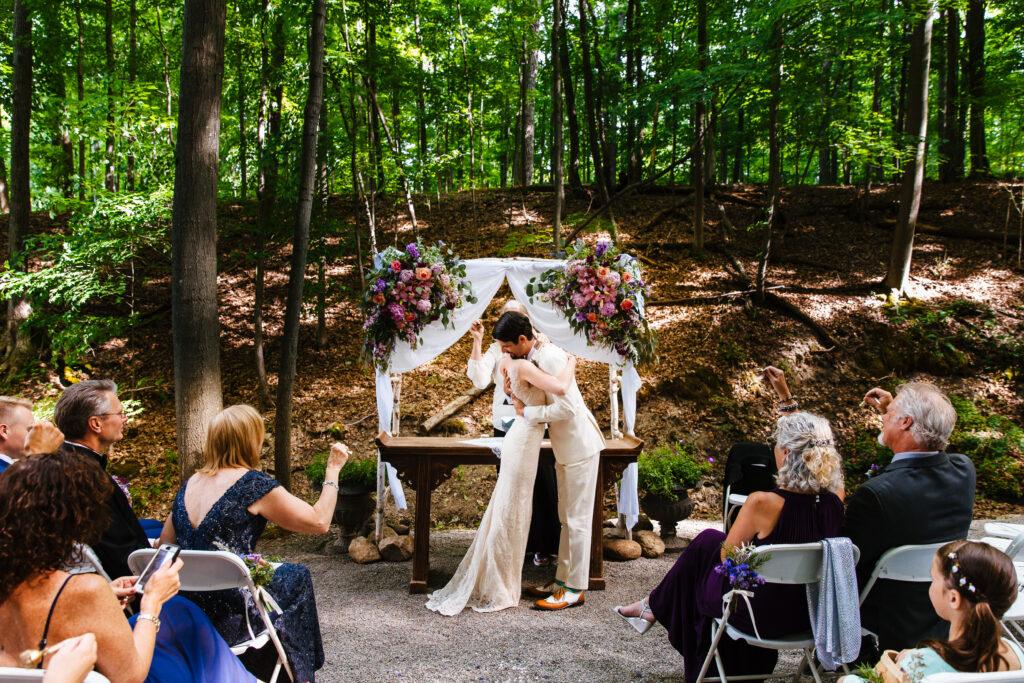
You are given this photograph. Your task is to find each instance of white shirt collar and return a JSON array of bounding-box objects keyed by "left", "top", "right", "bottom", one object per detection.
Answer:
[
  {"left": 0, "top": 453, "right": 14, "bottom": 466},
  {"left": 891, "top": 450, "right": 940, "bottom": 463}
]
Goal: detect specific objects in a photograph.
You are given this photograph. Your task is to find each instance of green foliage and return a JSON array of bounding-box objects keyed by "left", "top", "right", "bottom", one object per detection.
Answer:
[
  {"left": 497, "top": 226, "right": 553, "bottom": 256},
  {"left": 305, "top": 453, "right": 378, "bottom": 490},
  {"left": 0, "top": 189, "right": 171, "bottom": 364},
  {"left": 637, "top": 441, "right": 711, "bottom": 502}
]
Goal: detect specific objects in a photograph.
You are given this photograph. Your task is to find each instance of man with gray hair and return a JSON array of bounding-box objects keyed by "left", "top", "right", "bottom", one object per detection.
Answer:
[
  {"left": 842, "top": 381, "right": 975, "bottom": 654},
  {"left": 54, "top": 379, "right": 151, "bottom": 578}
]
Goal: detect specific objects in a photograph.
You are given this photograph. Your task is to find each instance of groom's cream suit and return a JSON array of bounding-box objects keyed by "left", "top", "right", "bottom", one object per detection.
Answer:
[{"left": 522, "top": 341, "right": 605, "bottom": 591}]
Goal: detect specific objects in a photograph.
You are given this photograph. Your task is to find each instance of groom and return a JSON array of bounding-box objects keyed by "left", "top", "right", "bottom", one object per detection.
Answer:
[{"left": 493, "top": 311, "right": 606, "bottom": 610}]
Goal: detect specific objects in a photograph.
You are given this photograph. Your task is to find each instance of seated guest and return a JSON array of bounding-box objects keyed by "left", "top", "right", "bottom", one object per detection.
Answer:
[
  {"left": 160, "top": 404, "right": 350, "bottom": 683},
  {"left": 467, "top": 300, "right": 559, "bottom": 567},
  {"left": 615, "top": 410, "right": 845, "bottom": 682},
  {"left": 0, "top": 396, "right": 37, "bottom": 473},
  {"left": 843, "top": 382, "right": 975, "bottom": 653},
  {"left": 841, "top": 540, "right": 1021, "bottom": 681},
  {"left": 0, "top": 451, "right": 255, "bottom": 682},
  {"left": 54, "top": 380, "right": 152, "bottom": 577}
]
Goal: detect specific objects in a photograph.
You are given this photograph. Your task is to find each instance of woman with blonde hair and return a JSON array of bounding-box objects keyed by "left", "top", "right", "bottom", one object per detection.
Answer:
[
  {"left": 615, "top": 368, "right": 845, "bottom": 682},
  {"left": 160, "top": 404, "right": 350, "bottom": 683}
]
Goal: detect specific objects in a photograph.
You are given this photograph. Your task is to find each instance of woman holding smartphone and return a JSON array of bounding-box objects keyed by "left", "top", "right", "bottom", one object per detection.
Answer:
[{"left": 0, "top": 450, "right": 254, "bottom": 682}]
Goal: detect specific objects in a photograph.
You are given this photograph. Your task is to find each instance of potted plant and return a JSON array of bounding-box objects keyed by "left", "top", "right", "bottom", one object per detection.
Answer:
[
  {"left": 637, "top": 441, "right": 710, "bottom": 538},
  {"left": 306, "top": 454, "right": 378, "bottom": 541}
]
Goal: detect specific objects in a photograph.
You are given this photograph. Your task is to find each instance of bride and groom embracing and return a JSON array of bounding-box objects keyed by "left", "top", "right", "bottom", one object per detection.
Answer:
[{"left": 426, "top": 311, "right": 606, "bottom": 616}]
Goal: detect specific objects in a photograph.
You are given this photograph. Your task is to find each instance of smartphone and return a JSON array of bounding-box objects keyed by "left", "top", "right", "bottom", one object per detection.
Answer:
[{"left": 134, "top": 543, "right": 180, "bottom": 594}]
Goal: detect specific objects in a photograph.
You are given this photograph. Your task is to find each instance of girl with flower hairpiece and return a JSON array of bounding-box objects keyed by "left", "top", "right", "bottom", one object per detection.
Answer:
[{"left": 841, "top": 539, "right": 1021, "bottom": 681}]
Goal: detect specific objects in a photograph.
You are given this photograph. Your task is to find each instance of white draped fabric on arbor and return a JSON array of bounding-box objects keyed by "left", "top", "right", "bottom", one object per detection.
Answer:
[{"left": 373, "top": 257, "right": 643, "bottom": 530}]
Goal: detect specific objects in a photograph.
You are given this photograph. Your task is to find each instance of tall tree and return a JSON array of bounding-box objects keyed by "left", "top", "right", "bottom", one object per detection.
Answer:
[
  {"left": 127, "top": 0, "right": 138, "bottom": 190},
  {"left": 965, "top": 0, "right": 989, "bottom": 176},
  {"left": 693, "top": 0, "right": 707, "bottom": 254},
  {"left": 551, "top": 0, "right": 564, "bottom": 248},
  {"left": 4, "top": 0, "right": 33, "bottom": 373},
  {"left": 274, "top": 0, "right": 327, "bottom": 490},
  {"left": 171, "top": 0, "right": 228, "bottom": 478},
  {"left": 939, "top": 6, "right": 963, "bottom": 181},
  {"left": 517, "top": 8, "right": 540, "bottom": 186},
  {"left": 104, "top": 0, "right": 116, "bottom": 191},
  {"left": 885, "top": 3, "right": 935, "bottom": 293}
]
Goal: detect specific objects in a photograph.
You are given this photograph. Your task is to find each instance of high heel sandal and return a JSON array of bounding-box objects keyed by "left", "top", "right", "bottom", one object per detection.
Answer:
[{"left": 614, "top": 597, "right": 655, "bottom": 634}]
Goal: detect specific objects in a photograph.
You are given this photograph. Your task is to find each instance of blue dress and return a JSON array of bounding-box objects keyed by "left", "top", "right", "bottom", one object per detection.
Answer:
[
  {"left": 171, "top": 470, "right": 325, "bottom": 683},
  {"left": 128, "top": 596, "right": 256, "bottom": 682}
]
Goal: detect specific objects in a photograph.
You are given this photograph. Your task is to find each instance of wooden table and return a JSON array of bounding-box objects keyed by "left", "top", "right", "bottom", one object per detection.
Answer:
[{"left": 376, "top": 432, "right": 644, "bottom": 594}]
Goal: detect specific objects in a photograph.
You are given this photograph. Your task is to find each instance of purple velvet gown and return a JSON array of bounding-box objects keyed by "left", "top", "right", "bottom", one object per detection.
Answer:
[{"left": 648, "top": 488, "right": 843, "bottom": 683}]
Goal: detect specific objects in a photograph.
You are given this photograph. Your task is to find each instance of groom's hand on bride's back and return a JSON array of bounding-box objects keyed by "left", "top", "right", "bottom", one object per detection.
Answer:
[{"left": 512, "top": 396, "right": 525, "bottom": 417}]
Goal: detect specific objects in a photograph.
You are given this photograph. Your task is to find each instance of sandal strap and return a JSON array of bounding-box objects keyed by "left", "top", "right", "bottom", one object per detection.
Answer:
[{"left": 640, "top": 597, "right": 652, "bottom": 619}]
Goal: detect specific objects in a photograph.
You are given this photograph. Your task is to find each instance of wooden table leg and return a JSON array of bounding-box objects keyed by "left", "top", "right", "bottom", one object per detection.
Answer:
[
  {"left": 589, "top": 459, "right": 606, "bottom": 590},
  {"left": 410, "top": 455, "right": 431, "bottom": 594}
]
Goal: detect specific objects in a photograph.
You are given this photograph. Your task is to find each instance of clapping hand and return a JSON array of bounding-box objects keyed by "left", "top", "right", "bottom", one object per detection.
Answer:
[
  {"left": 26, "top": 421, "right": 65, "bottom": 456},
  {"left": 469, "top": 320, "right": 484, "bottom": 343},
  {"left": 326, "top": 443, "right": 350, "bottom": 480}
]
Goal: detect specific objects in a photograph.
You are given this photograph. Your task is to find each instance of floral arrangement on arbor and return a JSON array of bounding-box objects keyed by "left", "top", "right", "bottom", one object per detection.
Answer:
[
  {"left": 361, "top": 241, "right": 476, "bottom": 371},
  {"left": 526, "top": 240, "right": 656, "bottom": 365}
]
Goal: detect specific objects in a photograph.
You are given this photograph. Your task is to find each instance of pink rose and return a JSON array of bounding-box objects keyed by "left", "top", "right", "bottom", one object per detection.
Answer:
[
  {"left": 622, "top": 272, "right": 632, "bottom": 283},
  {"left": 391, "top": 260, "right": 402, "bottom": 273},
  {"left": 597, "top": 266, "right": 610, "bottom": 280}
]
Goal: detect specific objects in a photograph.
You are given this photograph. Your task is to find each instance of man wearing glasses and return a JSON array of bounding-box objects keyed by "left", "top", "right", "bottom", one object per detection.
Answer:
[{"left": 54, "top": 379, "right": 151, "bottom": 578}]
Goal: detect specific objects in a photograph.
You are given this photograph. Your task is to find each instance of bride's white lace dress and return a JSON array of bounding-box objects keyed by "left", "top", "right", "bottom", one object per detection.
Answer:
[{"left": 425, "top": 361, "right": 546, "bottom": 615}]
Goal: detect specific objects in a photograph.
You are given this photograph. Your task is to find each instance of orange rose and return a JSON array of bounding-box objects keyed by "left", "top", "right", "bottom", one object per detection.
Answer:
[
  {"left": 396, "top": 321, "right": 406, "bottom": 330},
  {"left": 372, "top": 293, "right": 385, "bottom": 305},
  {"left": 586, "top": 312, "right": 598, "bottom": 323},
  {"left": 598, "top": 321, "right": 608, "bottom": 330},
  {"left": 404, "top": 312, "right": 416, "bottom": 322},
  {"left": 621, "top": 298, "right": 634, "bottom": 311},
  {"left": 415, "top": 267, "right": 432, "bottom": 281},
  {"left": 597, "top": 266, "right": 610, "bottom": 280},
  {"left": 622, "top": 272, "right": 632, "bottom": 283}
]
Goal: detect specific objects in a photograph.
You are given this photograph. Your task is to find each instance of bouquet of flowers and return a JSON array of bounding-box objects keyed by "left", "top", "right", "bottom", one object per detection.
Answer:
[
  {"left": 242, "top": 553, "right": 279, "bottom": 588},
  {"left": 525, "top": 240, "right": 656, "bottom": 365},
  {"left": 361, "top": 241, "right": 476, "bottom": 371},
  {"left": 715, "top": 542, "right": 769, "bottom": 592}
]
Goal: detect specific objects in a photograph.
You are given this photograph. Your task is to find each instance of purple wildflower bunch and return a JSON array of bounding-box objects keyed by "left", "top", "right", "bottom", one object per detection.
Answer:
[
  {"left": 715, "top": 543, "right": 769, "bottom": 592},
  {"left": 525, "top": 240, "right": 656, "bottom": 365},
  {"left": 361, "top": 241, "right": 477, "bottom": 371},
  {"left": 242, "top": 552, "right": 280, "bottom": 588}
]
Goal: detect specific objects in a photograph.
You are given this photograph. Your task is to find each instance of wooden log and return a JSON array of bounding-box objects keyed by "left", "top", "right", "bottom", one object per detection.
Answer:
[
  {"left": 763, "top": 291, "right": 842, "bottom": 350},
  {"left": 420, "top": 385, "right": 488, "bottom": 433},
  {"left": 876, "top": 218, "right": 1006, "bottom": 243}
]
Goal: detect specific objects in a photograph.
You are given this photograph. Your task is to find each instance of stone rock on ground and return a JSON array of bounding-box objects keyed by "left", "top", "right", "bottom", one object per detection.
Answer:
[
  {"left": 604, "top": 538, "right": 642, "bottom": 561},
  {"left": 381, "top": 525, "right": 398, "bottom": 540},
  {"left": 379, "top": 533, "right": 414, "bottom": 562},
  {"left": 393, "top": 523, "right": 410, "bottom": 535},
  {"left": 348, "top": 536, "right": 381, "bottom": 564},
  {"left": 633, "top": 530, "right": 666, "bottom": 558}
]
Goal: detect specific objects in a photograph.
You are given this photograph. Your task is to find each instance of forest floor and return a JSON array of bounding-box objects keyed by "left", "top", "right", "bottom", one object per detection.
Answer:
[{"left": 4, "top": 179, "right": 1024, "bottom": 528}]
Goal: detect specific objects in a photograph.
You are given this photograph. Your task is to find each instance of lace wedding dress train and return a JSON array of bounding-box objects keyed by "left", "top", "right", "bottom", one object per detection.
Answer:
[{"left": 425, "top": 364, "right": 546, "bottom": 615}]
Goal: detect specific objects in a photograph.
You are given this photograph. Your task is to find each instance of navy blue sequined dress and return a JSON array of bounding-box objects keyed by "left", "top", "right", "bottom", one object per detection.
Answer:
[{"left": 172, "top": 470, "right": 325, "bottom": 683}]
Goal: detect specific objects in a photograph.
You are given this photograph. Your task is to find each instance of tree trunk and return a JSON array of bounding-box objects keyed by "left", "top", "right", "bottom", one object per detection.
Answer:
[
  {"left": 127, "top": 0, "right": 137, "bottom": 190},
  {"left": 5, "top": 0, "right": 33, "bottom": 370},
  {"left": 274, "top": 0, "right": 327, "bottom": 491},
  {"left": 315, "top": 107, "right": 329, "bottom": 350},
  {"left": 518, "top": 14, "right": 540, "bottom": 186},
  {"left": 885, "top": 5, "right": 934, "bottom": 294},
  {"left": 578, "top": 0, "right": 616, "bottom": 232},
  {"left": 965, "top": 0, "right": 988, "bottom": 176},
  {"left": 414, "top": 2, "right": 428, "bottom": 191},
  {"left": 156, "top": 6, "right": 174, "bottom": 143},
  {"left": 559, "top": 11, "right": 582, "bottom": 191},
  {"left": 551, "top": 0, "right": 564, "bottom": 249},
  {"left": 40, "top": 7, "right": 74, "bottom": 198},
  {"left": 104, "top": 0, "right": 116, "bottom": 192},
  {"left": 0, "top": 106, "right": 10, "bottom": 213},
  {"left": 693, "top": 0, "right": 707, "bottom": 253},
  {"left": 236, "top": 13, "right": 248, "bottom": 199},
  {"left": 171, "top": 0, "right": 227, "bottom": 478},
  {"left": 732, "top": 107, "right": 743, "bottom": 183},
  {"left": 939, "top": 6, "right": 963, "bottom": 181}
]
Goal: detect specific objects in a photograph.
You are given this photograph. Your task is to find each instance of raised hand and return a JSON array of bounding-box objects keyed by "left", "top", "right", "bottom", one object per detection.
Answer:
[
  {"left": 863, "top": 388, "right": 893, "bottom": 416},
  {"left": 469, "top": 319, "right": 484, "bottom": 343},
  {"left": 25, "top": 420, "right": 65, "bottom": 455},
  {"left": 761, "top": 366, "right": 791, "bottom": 400}
]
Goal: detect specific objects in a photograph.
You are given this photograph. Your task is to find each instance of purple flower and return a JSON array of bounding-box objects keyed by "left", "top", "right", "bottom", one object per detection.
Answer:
[
  {"left": 431, "top": 263, "right": 443, "bottom": 275},
  {"left": 388, "top": 303, "right": 406, "bottom": 322},
  {"left": 572, "top": 292, "right": 588, "bottom": 308},
  {"left": 595, "top": 241, "right": 609, "bottom": 257},
  {"left": 574, "top": 312, "right": 588, "bottom": 322},
  {"left": 600, "top": 301, "right": 616, "bottom": 317},
  {"left": 373, "top": 278, "right": 386, "bottom": 294},
  {"left": 406, "top": 243, "right": 420, "bottom": 259},
  {"left": 399, "top": 269, "right": 414, "bottom": 283}
]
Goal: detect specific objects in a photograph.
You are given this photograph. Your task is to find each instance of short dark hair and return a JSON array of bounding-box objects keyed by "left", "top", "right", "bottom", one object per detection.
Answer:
[
  {"left": 492, "top": 311, "right": 533, "bottom": 343},
  {"left": 0, "top": 450, "right": 112, "bottom": 602},
  {"left": 54, "top": 379, "right": 118, "bottom": 440}
]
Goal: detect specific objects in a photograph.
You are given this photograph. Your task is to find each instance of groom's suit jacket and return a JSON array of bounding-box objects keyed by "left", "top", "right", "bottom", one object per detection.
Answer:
[{"left": 522, "top": 342, "right": 605, "bottom": 464}]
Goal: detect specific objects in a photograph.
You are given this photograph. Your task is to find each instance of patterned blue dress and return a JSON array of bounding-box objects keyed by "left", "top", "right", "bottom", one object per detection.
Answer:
[{"left": 172, "top": 470, "right": 325, "bottom": 683}]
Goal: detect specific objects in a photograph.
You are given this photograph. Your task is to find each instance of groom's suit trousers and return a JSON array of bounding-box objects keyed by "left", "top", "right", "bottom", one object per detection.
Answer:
[{"left": 554, "top": 451, "right": 602, "bottom": 590}]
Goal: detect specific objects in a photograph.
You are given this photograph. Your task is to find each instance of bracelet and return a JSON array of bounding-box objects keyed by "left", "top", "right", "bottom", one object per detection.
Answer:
[
  {"left": 136, "top": 612, "right": 161, "bottom": 633},
  {"left": 778, "top": 401, "right": 799, "bottom": 413},
  {"left": 775, "top": 396, "right": 797, "bottom": 405},
  {"left": 322, "top": 481, "right": 339, "bottom": 491}
]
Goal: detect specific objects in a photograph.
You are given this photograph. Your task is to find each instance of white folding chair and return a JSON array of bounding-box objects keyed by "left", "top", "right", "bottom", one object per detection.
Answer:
[
  {"left": 695, "top": 541, "right": 859, "bottom": 683},
  {"left": 64, "top": 543, "right": 111, "bottom": 582},
  {"left": 0, "top": 669, "right": 109, "bottom": 682},
  {"left": 980, "top": 531, "right": 1024, "bottom": 561},
  {"left": 983, "top": 522, "right": 1024, "bottom": 541},
  {"left": 722, "top": 487, "right": 748, "bottom": 532},
  {"left": 1001, "top": 559, "right": 1024, "bottom": 646},
  {"left": 921, "top": 671, "right": 1024, "bottom": 682},
  {"left": 857, "top": 542, "right": 947, "bottom": 645},
  {"left": 128, "top": 549, "right": 293, "bottom": 683}
]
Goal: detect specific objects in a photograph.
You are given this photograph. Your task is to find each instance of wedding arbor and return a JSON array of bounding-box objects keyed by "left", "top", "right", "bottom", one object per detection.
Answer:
[{"left": 371, "top": 256, "right": 645, "bottom": 538}]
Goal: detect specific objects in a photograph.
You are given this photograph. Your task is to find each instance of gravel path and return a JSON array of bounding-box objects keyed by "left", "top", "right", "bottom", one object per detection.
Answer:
[{"left": 260, "top": 514, "right": 1024, "bottom": 682}]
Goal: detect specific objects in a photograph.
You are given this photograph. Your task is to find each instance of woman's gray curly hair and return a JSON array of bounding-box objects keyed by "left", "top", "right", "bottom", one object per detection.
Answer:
[{"left": 773, "top": 412, "right": 844, "bottom": 494}]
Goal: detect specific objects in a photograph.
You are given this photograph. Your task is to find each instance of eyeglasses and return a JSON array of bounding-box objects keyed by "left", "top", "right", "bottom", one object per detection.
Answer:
[{"left": 97, "top": 411, "right": 127, "bottom": 419}]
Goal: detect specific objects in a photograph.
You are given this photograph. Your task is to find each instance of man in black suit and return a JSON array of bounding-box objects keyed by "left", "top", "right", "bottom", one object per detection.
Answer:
[
  {"left": 54, "top": 379, "right": 150, "bottom": 578},
  {"left": 842, "top": 381, "right": 975, "bottom": 654}
]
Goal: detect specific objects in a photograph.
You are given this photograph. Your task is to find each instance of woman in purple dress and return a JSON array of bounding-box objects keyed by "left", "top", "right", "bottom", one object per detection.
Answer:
[{"left": 616, "top": 393, "right": 845, "bottom": 682}]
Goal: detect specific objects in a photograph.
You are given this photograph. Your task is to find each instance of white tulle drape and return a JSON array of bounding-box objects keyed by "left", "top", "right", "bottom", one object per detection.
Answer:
[{"left": 373, "top": 257, "right": 641, "bottom": 528}]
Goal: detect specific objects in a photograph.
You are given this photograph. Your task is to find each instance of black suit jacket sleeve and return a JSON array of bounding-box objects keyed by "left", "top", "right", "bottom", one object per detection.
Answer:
[{"left": 840, "top": 483, "right": 886, "bottom": 588}]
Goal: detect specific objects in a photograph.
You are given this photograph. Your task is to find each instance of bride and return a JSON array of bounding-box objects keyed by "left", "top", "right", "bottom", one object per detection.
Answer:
[{"left": 426, "top": 347, "right": 576, "bottom": 615}]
